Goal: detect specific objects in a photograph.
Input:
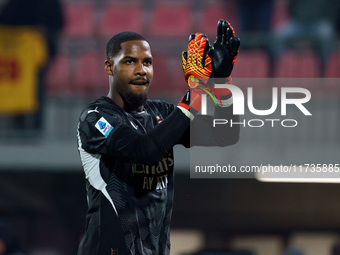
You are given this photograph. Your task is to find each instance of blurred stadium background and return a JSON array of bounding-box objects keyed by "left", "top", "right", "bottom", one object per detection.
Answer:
[{"left": 1, "top": 0, "right": 340, "bottom": 254}]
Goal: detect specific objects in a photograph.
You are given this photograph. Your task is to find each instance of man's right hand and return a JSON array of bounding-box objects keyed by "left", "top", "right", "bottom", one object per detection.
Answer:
[{"left": 182, "top": 33, "right": 213, "bottom": 88}]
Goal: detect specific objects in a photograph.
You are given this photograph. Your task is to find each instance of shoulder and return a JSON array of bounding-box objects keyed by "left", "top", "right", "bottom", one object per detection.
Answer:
[
  {"left": 78, "top": 98, "right": 126, "bottom": 139},
  {"left": 79, "top": 97, "right": 124, "bottom": 125}
]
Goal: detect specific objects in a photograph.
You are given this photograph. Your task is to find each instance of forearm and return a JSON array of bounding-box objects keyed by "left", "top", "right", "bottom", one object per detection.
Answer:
[
  {"left": 105, "top": 108, "right": 190, "bottom": 165},
  {"left": 189, "top": 103, "right": 239, "bottom": 147}
]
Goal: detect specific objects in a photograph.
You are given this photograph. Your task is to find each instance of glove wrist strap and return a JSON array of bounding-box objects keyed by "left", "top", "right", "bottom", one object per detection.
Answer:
[
  {"left": 214, "top": 76, "right": 233, "bottom": 106},
  {"left": 177, "top": 106, "right": 194, "bottom": 120}
]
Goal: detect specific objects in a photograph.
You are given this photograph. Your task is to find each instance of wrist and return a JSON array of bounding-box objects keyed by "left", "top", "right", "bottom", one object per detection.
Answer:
[
  {"left": 177, "top": 105, "right": 194, "bottom": 120},
  {"left": 213, "top": 76, "right": 233, "bottom": 105},
  {"left": 219, "top": 94, "right": 233, "bottom": 107},
  {"left": 214, "top": 76, "right": 232, "bottom": 98},
  {"left": 177, "top": 89, "right": 201, "bottom": 117},
  {"left": 213, "top": 76, "right": 232, "bottom": 84}
]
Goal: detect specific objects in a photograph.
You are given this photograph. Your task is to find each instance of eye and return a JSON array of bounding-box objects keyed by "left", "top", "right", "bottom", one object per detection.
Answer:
[
  {"left": 126, "top": 59, "right": 134, "bottom": 64},
  {"left": 144, "top": 60, "right": 152, "bottom": 66}
]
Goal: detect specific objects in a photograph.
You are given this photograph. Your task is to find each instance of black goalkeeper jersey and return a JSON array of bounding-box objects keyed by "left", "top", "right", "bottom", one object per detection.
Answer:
[
  {"left": 77, "top": 96, "right": 239, "bottom": 255},
  {"left": 77, "top": 96, "right": 191, "bottom": 255}
]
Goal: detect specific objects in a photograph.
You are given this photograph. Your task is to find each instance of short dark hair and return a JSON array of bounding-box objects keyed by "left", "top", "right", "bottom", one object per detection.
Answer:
[{"left": 106, "top": 31, "right": 148, "bottom": 59}]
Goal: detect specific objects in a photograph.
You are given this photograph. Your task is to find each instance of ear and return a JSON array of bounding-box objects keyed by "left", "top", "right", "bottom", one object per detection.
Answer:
[{"left": 104, "top": 59, "right": 113, "bottom": 75}]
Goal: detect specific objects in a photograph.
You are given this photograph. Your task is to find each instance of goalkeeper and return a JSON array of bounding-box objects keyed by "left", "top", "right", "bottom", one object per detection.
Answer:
[{"left": 77, "top": 19, "right": 240, "bottom": 255}]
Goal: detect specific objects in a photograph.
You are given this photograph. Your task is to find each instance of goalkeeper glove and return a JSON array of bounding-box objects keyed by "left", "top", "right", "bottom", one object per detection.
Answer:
[
  {"left": 209, "top": 19, "right": 240, "bottom": 83},
  {"left": 208, "top": 19, "right": 240, "bottom": 105},
  {"left": 182, "top": 33, "right": 213, "bottom": 88},
  {"left": 181, "top": 33, "right": 223, "bottom": 109}
]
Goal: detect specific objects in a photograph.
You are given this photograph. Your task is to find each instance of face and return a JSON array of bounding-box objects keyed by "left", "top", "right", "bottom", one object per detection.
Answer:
[{"left": 105, "top": 40, "right": 153, "bottom": 107}]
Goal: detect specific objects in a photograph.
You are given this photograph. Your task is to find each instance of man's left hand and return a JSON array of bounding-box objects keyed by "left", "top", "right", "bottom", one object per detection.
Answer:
[{"left": 209, "top": 19, "right": 240, "bottom": 82}]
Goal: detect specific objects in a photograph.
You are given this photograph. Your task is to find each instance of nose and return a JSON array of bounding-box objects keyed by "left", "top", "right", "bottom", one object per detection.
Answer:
[{"left": 135, "top": 62, "right": 147, "bottom": 76}]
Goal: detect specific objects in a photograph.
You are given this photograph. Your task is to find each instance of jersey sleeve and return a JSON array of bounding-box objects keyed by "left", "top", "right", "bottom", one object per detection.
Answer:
[
  {"left": 177, "top": 103, "right": 240, "bottom": 148},
  {"left": 191, "top": 104, "right": 240, "bottom": 146},
  {"left": 78, "top": 107, "right": 190, "bottom": 166}
]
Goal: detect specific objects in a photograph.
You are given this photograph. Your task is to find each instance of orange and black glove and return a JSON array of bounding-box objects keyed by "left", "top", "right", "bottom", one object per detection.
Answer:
[
  {"left": 208, "top": 19, "right": 240, "bottom": 103},
  {"left": 209, "top": 19, "right": 240, "bottom": 82},
  {"left": 181, "top": 33, "right": 223, "bottom": 112},
  {"left": 182, "top": 33, "right": 213, "bottom": 88}
]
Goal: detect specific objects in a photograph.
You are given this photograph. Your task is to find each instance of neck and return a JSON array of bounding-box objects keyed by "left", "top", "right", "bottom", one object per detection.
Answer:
[
  {"left": 126, "top": 105, "right": 144, "bottom": 113},
  {"left": 107, "top": 90, "right": 144, "bottom": 113}
]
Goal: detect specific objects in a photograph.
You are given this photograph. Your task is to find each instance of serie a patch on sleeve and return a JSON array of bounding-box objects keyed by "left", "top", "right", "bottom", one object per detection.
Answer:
[{"left": 95, "top": 117, "right": 114, "bottom": 137}]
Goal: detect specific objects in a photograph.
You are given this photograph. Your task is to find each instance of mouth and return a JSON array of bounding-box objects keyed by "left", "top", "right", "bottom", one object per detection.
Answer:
[{"left": 129, "top": 78, "right": 149, "bottom": 86}]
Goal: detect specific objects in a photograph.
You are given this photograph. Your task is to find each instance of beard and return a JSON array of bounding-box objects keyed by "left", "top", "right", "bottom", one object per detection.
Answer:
[{"left": 121, "top": 92, "right": 148, "bottom": 109}]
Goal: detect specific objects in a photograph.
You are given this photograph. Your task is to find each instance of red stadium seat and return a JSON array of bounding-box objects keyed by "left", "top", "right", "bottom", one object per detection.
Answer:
[
  {"left": 150, "top": 54, "right": 186, "bottom": 96},
  {"left": 149, "top": 3, "right": 192, "bottom": 37},
  {"left": 200, "top": 3, "right": 239, "bottom": 37},
  {"left": 168, "top": 56, "right": 188, "bottom": 93},
  {"left": 45, "top": 54, "right": 71, "bottom": 95},
  {"left": 326, "top": 51, "right": 340, "bottom": 78},
  {"left": 99, "top": 3, "right": 144, "bottom": 39},
  {"left": 271, "top": 0, "right": 290, "bottom": 29},
  {"left": 73, "top": 52, "right": 101, "bottom": 92},
  {"left": 274, "top": 50, "right": 320, "bottom": 78},
  {"left": 72, "top": 52, "right": 109, "bottom": 95},
  {"left": 232, "top": 49, "right": 270, "bottom": 78},
  {"left": 149, "top": 53, "right": 169, "bottom": 93},
  {"left": 63, "top": 4, "right": 95, "bottom": 38}
]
